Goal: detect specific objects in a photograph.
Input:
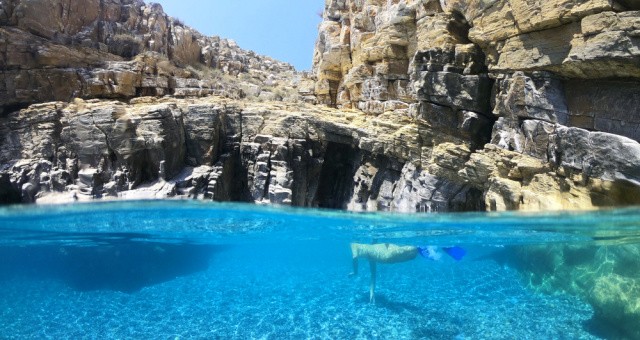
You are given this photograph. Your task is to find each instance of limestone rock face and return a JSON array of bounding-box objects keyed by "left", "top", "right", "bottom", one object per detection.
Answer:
[
  {"left": 0, "top": 96, "right": 475, "bottom": 211},
  {"left": 2, "top": 95, "right": 638, "bottom": 216},
  {"left": 0, "top": 0, "right": 300, "bottom": 114},
  {"left": 1, "top": 0, "right": 639, "bottom": 212},
  {"left": 312, "top": 0, "right": 640, "bottom": 212},
  {"left": 2, "top": 0, "right": 640, "bottom": 336}
]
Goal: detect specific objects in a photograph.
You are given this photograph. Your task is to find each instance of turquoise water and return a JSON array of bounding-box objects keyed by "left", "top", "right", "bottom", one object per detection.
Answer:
[{"left": 1, "top": 201, "right": 639, "bottom": 339}]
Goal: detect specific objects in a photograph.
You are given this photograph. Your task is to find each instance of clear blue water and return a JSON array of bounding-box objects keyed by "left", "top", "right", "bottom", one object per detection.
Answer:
[{"left": 1, "top": 201, "right": 639, "bottom": 339}]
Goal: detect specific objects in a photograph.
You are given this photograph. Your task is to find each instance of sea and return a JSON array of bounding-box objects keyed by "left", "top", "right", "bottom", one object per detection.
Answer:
[{"left": 0, "top": 200, "right": 639, "bottom": 339}]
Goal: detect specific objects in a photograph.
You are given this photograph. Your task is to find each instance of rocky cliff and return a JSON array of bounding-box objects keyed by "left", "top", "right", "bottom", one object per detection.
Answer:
[
  {"left": 2, "top": 0, "right": 640, "bottom": 336},
  {"left": 0, "top": 0, "right": 308, "bottom": 112},
  {"left": 313, "top": 0, "right": 640, "bottom": 211},
  {"left": 1, "top": 0, "right": 640, "bottom": 212},
  {"left": 310, "top": 2, "right": 640, "bottom": 336}
]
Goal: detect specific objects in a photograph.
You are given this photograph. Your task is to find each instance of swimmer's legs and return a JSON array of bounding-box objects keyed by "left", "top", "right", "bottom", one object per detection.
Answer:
[
  {"left": 369, "top": 260, "right": 377, "bottom": 304},
  {"left": 349, "top": 243, "right": 358, "bottom": 277}
]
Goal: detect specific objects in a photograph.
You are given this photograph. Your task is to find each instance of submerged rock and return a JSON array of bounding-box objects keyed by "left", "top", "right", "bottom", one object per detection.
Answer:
[
  {"left": 2, "top": 0, "right": 640, "bottom": 336},
  {"left": 506, "top": 244, "right": 640, "bottom": 339}
]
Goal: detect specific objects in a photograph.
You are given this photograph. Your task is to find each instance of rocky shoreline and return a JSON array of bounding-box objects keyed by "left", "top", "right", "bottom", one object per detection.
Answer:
[
  {"left": 2, "top": 0, "right": 640, "bottom": 211},
  {"left": 2, "top": 0, "right": 640, "bottom": 337},
  {"left": 3, "top": 94, "right": 639, "bottom": 212}
]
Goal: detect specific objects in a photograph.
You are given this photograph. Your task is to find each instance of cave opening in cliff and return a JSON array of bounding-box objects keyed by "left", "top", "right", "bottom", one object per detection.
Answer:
[
  {"left": 128, "top": 150, "right": 160, "bottom": 187},
  {"left": 615, "top": 0, "right": 640, "bottom": 10},
  {"left": 447, "top": 10, "right": 472, "bottom": 44},
  {"left": 1, "top": 103, "right": 30, "bottom": 118},
  {"left": 314, "top": 142, "right": 359, "bottom": 209},
  {"left": 0, "top": 174, "right": 21, "bottom": 204},
  {"left": 328, "top": 80, "right": 340, "bottom": 107}
]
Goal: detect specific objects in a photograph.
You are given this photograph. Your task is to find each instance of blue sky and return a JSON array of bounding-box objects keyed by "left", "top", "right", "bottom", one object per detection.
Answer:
[{"left": 153, "top": 0, "right": 323, "bottom": 71}]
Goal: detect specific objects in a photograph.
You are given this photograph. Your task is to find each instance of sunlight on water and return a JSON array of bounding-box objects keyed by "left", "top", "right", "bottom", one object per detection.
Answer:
[{"left": 0, "top": 201, "right": 639, "bottom": 338}]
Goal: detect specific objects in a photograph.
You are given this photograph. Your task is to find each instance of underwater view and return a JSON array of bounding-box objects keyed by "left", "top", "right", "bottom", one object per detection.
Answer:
[{"left": 1, "top": 201, "right": 639, "bottom": 339}]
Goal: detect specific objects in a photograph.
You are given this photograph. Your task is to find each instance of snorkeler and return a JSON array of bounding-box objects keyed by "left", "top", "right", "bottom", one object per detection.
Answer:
[{"left": 349, "top": 243, "right": 466, "bottom": 303}]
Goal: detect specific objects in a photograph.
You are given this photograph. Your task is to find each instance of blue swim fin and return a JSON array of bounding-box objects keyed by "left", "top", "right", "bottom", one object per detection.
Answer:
[{"left": 443, "top": 246, "right": 466, "bottom": 261}]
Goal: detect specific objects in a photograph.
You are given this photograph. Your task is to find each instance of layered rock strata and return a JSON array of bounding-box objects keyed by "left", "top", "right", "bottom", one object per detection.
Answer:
[
  {"left": 1, "top": 95, "right": 638, "bottom": 214},
  {"left": 1, "top": 0, "right": 640, "bottom": 211},
  {"left": 0, "top": 0, "right": 638, "bottom": 211},
  {"left": 2, "top": 0, "right": 640, "bottom": 336},
  {"left": 313, "top": 0, "right": 640, "bottom": 210},
  {"left": 0, "top": 0, "right": 307, "bottom": 115},
  {"left": 311, "top": 2, "right": 640, "bottom": 336},
  {"left": 0, "top": 96, "right": 475, "bottom": 210}
]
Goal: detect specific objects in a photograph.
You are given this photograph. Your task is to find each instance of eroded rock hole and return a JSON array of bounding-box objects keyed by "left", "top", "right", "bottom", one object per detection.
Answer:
[
  {"left": 615, "top": 0, "right": 640, "bottom": 10},
  {"left": 0, "top": 174, "right": 21, "bottom": 204},
  {"left": 447, "top": 10, "right": 471, "bottom": 44},
  {"left": 1, "top": 103, "right": 30, "bottom": 117},
  {"left": 315, "top": 142, "right": 359, "bottom": 209}
]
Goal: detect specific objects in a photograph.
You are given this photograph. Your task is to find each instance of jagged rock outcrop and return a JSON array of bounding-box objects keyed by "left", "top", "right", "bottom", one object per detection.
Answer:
[
  {"left": 2, "top": 94, "right": 639, "bottom": 214},
  {"left": 311, "top": 3, "right": 640, "bottom": 336},
  {"left": 0, "top": 96, "right": 482, "bottom": 211},
  {"left": 0, "top": 0, "right": 638, "bottom": 211},
  {"left": 0, "top": 0, "right": 305, "bottom": 115},
  {"left": 1, "top": 0, "right": 639, "bottom": 211},
  {"left": 2, "top": 1, "right": 640, "bottom": 335},
  {"left": 312, "top": 0, "right": 640, "bottom": 211}
]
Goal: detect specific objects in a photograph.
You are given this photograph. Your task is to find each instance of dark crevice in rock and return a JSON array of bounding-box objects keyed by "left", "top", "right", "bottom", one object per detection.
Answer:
[
  {"left": 262, "top": 150, "right": 273, "bottom": 202},
  {"left": 230, "top": 153, "right": 251, "bottom": 202},
  {"left": 51, "top": 108, "right": 64, "bottom": 162},
  {"left": 368, "top": 156, "right": 403, "bottom": 206},
  {"left": 208, "top": 110, "right": 249, "bottom": 202},
  {"left": 451, "top": 186, "right": 484, "bottom": 212},
  {"left": 314, "top": 142, "right": 360, "bottom": 209},
  {"left": 290, "top": 140, "right": 324, "bottom": 207},
  {"left": 1, "top": 103, "right": 30, "bottom": 117},
  {"left": 0, "top": 173, "right": 21, "bottom": 204},
  {"left": 91, "top": 117, "right": 118, "bottom": 168},
  {"left": 447, "top": 10, "right": 472, "bottom": 44},
  {"left": 210, "top": 149, "right": 248, "bottom": 202},
  {"left": 134, "top": 151, "right": 159, "bottom": 185},
  {"left": 613, "top": 0, "right": 640, "bottom": 10}
]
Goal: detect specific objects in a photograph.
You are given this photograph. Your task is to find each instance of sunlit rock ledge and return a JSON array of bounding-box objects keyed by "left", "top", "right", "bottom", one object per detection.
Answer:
[
  {"left": 2, "top": 1, "right": 640, "bottom": 337},
  {"left": 2, "top": 95, "right": 639, "bottom": 211},
  {"left": 2, "top": 0, "right": 639, "bottom": 211},
  {"left": 310, "top": 0, "right": 640, "bottom": 214}
]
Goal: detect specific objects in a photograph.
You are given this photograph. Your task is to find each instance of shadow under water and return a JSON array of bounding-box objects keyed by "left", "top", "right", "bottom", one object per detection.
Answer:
[
  {"left": 0, "top": 239, "right": 220, "bottom": 293},
  {"left": 367, "top": 294, "right": 424, "bottom": 314}
]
